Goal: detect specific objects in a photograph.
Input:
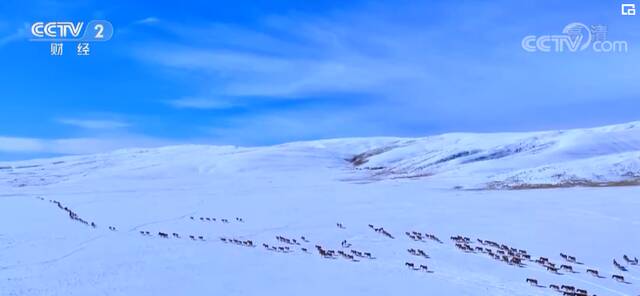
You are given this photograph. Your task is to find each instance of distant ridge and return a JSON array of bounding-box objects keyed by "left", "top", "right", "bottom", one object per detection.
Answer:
[{"left": 2, "top": 121, "right": 640, "bottom": 190}]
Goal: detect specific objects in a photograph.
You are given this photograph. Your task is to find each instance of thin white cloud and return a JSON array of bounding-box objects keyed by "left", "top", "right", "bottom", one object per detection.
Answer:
[
  {"left": 137, "top": 39, "right": 429, "bottom": 98},
  {"left": 135, "top": 17, "right": 160, "bottom": 25},
  {"left": 166, "top": 97, "right": 235, "bottom": 109},
  {"left": 57, "top": 118, "right": 130, "bottom": 129}
]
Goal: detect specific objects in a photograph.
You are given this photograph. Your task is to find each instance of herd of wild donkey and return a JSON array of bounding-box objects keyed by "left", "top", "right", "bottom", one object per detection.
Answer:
[{"left": 44, "top": 196, "right": 638, "bottom": 296}]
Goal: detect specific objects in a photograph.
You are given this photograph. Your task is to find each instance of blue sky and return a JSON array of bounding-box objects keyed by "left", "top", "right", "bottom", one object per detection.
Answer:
[{"left": 0, "top": 0, "right": 639, "bottom": 160}]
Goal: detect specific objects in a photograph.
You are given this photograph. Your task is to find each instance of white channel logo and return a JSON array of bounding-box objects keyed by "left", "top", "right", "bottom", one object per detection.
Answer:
[
  {"left": 31, "top": 22, "right": 84, "bottom": 38},
  {"left": 30, "top": 20, "right": 113, "bottom": 41}
]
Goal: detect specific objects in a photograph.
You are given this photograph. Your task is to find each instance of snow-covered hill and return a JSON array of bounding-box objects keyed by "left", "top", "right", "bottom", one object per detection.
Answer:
[
  {"left": 346, "top": 121, "right": 640, "bottom": 188},
  {"left": 1, "top": 122, "right": 640, "bottom": 296},
  {"left": 2, "top": 121, "right": 640, "bottom": 190}
]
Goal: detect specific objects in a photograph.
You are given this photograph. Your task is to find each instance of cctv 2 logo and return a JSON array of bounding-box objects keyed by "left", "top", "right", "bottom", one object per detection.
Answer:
[{"left": 30, "top": 20, "right": 113, "bottom": 41}]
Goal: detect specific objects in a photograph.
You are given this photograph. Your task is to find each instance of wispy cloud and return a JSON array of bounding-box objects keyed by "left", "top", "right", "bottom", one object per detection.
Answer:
[
  {"left": 134, "top": 22, "right": 431, "bottom": 99},
  {"left": 129, "top": 4, "right": 519, "bottom": 107},
  {"left": 135, "top": 17, "right": 160, "bottom": 25},
  {"left": 166, "top": 97, "right": 235, "bottom": 109},
  {"left": 57, "top": 118, "right": 130, "bottom": 130},
  {"left": 131, "top": 2, "right": 640, "bottom": 137}
]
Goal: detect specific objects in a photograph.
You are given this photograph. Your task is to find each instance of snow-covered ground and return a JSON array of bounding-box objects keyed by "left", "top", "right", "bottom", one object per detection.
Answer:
[{"left": 1, "top": 122, "right": 640, "bottom": 296}]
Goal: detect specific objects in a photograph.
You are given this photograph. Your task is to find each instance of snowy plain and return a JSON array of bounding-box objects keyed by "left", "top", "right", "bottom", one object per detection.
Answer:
[{"left": 1, "top": 122, "right": 640, "bottom": 296}]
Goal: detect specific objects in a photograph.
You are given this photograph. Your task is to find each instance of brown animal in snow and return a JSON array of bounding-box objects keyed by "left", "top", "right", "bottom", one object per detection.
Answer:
[
  {"left": 560, "top": 264, "right": 573, "bottom": 272},
  {"left": 547, "top": 266, "right": 559, "bottom": 273},
  {"left": 560, "top": 285, "right": 575, "bottom": 291},
  {"left": 586, "top": 269, "right": 599, "bottom": 276},
  {"left": 525, "top": 278, "right": 538, "bottom": 286}
]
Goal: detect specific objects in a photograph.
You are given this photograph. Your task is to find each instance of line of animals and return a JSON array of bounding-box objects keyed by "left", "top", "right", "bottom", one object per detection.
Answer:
[
  {"left": 263, "top": 243, "right": 293, "bottom": 253},
  {"left": 313, "top": 244, "right": 374, "bottom": 262},
  {"left": 405, "top": 261, "right": 430, "bottom": 272},
  {"left": 220, "top": 237, "right": 254, "bottom": 247},
  {"left": 405, "top": 231, "right": 443, "bottom": 243},
  {"left": 526, "top": 279, "right": 591, "bottom": 296},
  {"left": 39, "top": 197, "right": 637, "bottom": 294},
  {"left": 532, "top": 255, "right": 631, "bottom": 284},
  {"left": 408, "top": 248, "right": 430, "bottom": 259},
  {"left": 50, "top": 215, "right": 374, "bottom": 265},
  {"left": 48, "top": 199, "right": 95, "bottom": 227},
  {"left": 275, "top": 235, "right": 302, "bottom": 245},
  {"left": 190, "top": 216, "right": 244, "bottom": 223},
  {"left": 47, "top": 198, "right": 121, "bottom": 231},
  {"left": 368, "top": 224, "right": 395, "bottom": 239},
  {"left": 141, "top": 231, "right": 206, "bottom": 241}
]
